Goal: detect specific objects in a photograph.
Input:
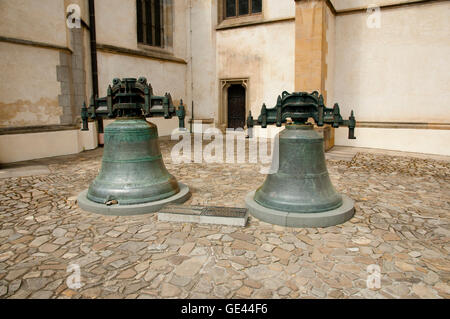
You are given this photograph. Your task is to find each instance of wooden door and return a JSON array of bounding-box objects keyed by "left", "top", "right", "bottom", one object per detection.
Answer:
[{"left": 227, "top": 85, "right": 246, "bottom": 129}]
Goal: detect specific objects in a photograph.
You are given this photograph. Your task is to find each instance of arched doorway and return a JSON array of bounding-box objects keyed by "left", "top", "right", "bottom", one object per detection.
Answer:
[{"left": 227, "top": 84, "right": 246, "bottom": 129}]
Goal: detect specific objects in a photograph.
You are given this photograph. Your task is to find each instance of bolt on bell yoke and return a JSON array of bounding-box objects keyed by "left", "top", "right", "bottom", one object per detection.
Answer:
[
  {"left": 245, "top": 91, "right": 356, "bottom": 228},
  {"left": 77, "top": 77, "right": 190, "bottom": 216}
]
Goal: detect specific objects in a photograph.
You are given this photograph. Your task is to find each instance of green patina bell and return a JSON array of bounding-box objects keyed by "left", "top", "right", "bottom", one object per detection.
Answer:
[
  {"left": 245, "top": 91, "right": 356, "bottom": 227},
  {"left": 78, "top": 77, "right": 190, "bottom": 215},
  {"left": 87, "top": 118, "right": 179, "bottom": 205},
  {"left": 254, "top": 124, "right": 342, "bottom": 213}
]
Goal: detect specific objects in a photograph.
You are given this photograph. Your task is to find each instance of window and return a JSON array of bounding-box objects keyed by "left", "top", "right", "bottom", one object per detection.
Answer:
[
  {"left": 137, "top": 0, "right": 164, "bottom": 47},
  {"left": 225, "top": 0, "right": 262, "bottom": 19}
]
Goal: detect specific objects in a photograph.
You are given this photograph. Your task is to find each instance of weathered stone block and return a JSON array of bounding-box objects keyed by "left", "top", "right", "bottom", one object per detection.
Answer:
[
  {"left": 58, "top": 94, "right": 71, "bottom": 107},
  {"left": 56, "top": 66, "right": 69, "bottom": 82}
]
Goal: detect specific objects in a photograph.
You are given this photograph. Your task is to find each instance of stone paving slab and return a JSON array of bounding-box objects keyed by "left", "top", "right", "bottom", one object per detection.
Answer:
[{"left": 0, "top": 140, "right": 449, "bottom": 299}]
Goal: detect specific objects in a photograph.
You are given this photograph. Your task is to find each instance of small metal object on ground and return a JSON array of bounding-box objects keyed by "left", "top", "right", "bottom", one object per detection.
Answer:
[
  {"left": 77, "top": 183, "right": 191, "bottom": 216},
  {"left": 158, "top": 205, "right": 248, "bottom": 227}
]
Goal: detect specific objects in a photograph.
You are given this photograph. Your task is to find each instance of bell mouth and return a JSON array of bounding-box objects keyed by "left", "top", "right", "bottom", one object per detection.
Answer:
[
  {"left": 87, "top": 180, "right": 181, "bottom": 205},
  {"left": 254, "top": 190, "right": 343, "bottom": 214}
]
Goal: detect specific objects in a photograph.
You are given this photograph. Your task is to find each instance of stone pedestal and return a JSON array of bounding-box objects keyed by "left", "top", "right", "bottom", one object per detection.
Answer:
[{"left": 246, "top": 191, "right": 354, "bottom": 228}]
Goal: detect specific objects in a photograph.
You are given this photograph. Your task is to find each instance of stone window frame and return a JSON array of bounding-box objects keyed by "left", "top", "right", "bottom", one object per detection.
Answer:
[
  {"left": 136, "top": 0, "right": 174, "bottom": 53},
  {"left": 218, "top": 0, "right": 263, "bottom": 26}
]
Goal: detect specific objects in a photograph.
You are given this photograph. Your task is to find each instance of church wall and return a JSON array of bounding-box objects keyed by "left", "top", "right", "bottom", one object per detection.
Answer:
[
  {"left": 94, "top": 0, "right": 189, "bottom": 135},
  {"left": 0, "top": 0, "right": 189, "bottom": 163},
  {"left": 0, "top": 43, "right": 62, "bottom": 128},
  {"left": 0, "top": 0, "right": 97, "bottom": 163},
  {"left": 333, "top": 1, "right": 450, "bottom": 155},
  {"left": 188, "top": 0, "right": 218, "bottom": 121},
  {"left": 217, "top": 21, "right": 295, "bottom": 122},
  {"left": 0, "top": 0, "right": 67, "bottom": 47},
  {"left": 94, "top": 0, "right": 188, "bottom": 101},
  {"left": 95, "top": 0, "right": 188, "bottom": 58},
  {"left": 1, "top": 0, "right": 449, "bottom": 162},
  {"left": 96, "top": 51, "right": 187, "bottom": 108},
  {"left": 216, "top": 0, "right": 296, "bottom": 127},
  {"left": 0, "top": 0, "right": 69, "bottom": 128},
  {"left": 330, "top": 0, "right": 427, "bottom": 11}
]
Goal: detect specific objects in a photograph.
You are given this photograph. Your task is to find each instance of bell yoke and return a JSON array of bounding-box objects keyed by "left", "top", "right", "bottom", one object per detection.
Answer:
[
  {"left": 77, "top": 77, "right": 190, "bottom": 216},
  {"left": 245, "top": 91, "right": 357, "bottom": 228}
]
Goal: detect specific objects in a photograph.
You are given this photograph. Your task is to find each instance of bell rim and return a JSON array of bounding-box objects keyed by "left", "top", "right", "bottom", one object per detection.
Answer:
[
  {"left": 253, "top": 189, "right": 343, "bottom": 214},
  {"left": 77, "top": 183, "right": 191, "bottom": 216},
  {"left": 87, "top": 187, "right": 180, "bottom": 205},
  {"left": 87, "top": 177, "right": 181, "bottom": 205}
]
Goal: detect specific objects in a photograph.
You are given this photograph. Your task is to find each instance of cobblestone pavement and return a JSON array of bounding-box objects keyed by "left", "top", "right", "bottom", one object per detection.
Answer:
[{"left": 0, "top": 139, "right": 449, "bottom": 299}]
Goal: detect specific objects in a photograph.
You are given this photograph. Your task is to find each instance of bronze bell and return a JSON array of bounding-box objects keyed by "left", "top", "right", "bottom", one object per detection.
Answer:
[
  {"left": 87, "top": 118, "right": 180, "bottom": 205},
  {"left": 245, "top": 91, "right": 356, "bottom": 227},
  {"left": 78, "top": 77, "right": 190, "bottom": 215},
  {"left": 254, "top": 124, "right": 343, "bottom": 213}
]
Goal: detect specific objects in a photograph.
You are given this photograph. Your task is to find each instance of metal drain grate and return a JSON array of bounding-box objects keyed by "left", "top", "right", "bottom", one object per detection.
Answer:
[{"left": 158, "top": 205, "right": 248, "bottom": 226}]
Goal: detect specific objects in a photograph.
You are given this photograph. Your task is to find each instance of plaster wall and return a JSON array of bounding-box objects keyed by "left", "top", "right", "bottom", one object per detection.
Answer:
[
  {"left": 335, "top": 127, "right": 450, "bottom": 156},
  {"left": 333, "top": 2, "right": 450, "bottom": 154},
  {"left": 94, "top": 0, "right": 189, "bottom": 127},
  {"left": 0, "top": 121, "right": 98, "bottom": 163},
  {"left": 95, "top": 0, "right": 188, "bottom": 58},
  {"left": 96, "top": 52, "right": 187, "bottom": 104},
  {"left": 263, "top": 0, "right": 296, "bottom": 20},
  {"left": 331, "top": 0, "right": 425, "bottom": 10},
  {"left": 0, "top": 43, "right": 62, "bottom": 127},
  {"left": 334, "top": 2, "right": 450, "bottom": 124},
  {"left": 216, "top": 21, "right": 295, "bottom": 122},
  {"left": 95, "top": 0, "right": 140, "bottom": 50},
  {"left": 0, "top": 0, "right": 67, "bottom": 47}
]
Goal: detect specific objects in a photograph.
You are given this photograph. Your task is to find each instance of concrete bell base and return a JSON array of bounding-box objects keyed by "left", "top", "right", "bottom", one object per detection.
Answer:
[
  {"left": 77, "top": 183, "right": 191, "bottom": 216},
  {"left": 245, "top": 191, "right": 355, "bottom": 228}
]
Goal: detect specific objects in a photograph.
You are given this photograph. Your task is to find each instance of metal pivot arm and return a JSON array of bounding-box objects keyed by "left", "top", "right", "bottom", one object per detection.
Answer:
[
  {"left": 246, "top": 91, "right": 356, "bottom": 139},
  {"left": 81, "top": 102, "right": 89, "bottom": 131},
  {"left": 81, "top": 77, "right": 186, "bottom": 131},
  {"left": 176, "top": 100, "right": 186, "bottom": 129}
]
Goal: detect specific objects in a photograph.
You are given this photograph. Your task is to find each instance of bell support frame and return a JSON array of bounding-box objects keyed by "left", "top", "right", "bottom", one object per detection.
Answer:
[
  {"left": 246, "top": 91, "right": 356, "bottom": 139},
  {"left": 81, "top": 77, "right": 186, "bottom": 130}
]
